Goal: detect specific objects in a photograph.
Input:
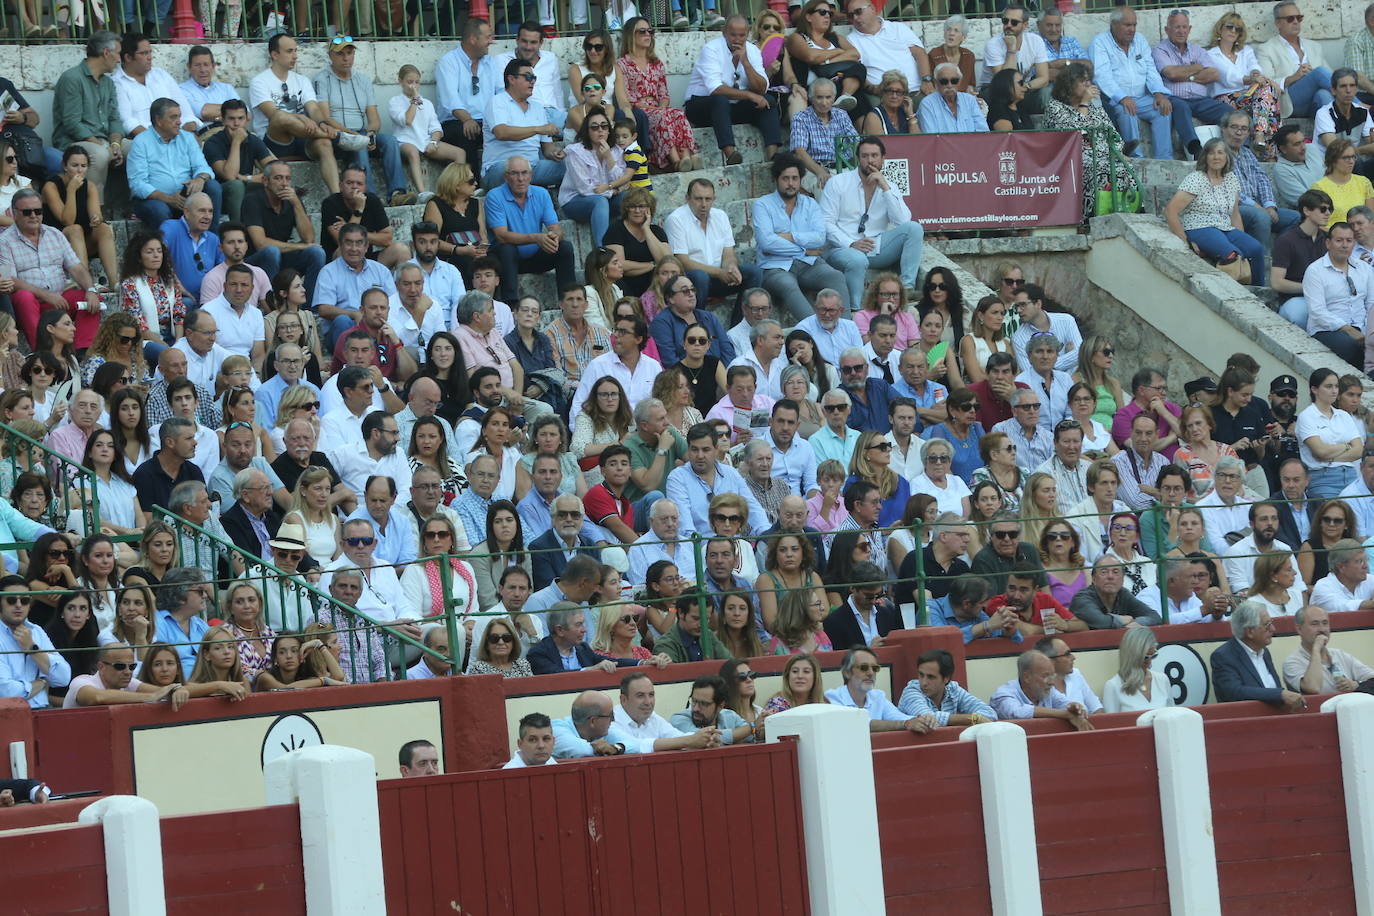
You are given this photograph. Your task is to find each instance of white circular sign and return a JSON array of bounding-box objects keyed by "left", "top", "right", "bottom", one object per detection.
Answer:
[
  {"left": 1155, "top": 643, "right": 1210, "bottom": 706},
  {"left": 260, "top": 713, "right": 325, "bottom": 769}
]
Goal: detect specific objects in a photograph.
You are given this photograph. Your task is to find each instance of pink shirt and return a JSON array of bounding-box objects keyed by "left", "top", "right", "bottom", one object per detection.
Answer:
[
  {"left": 805, "top": 492, "right": 850, "bottom": 532},
  {"left": 63, "top": 672, "right": 143, "bottom": 707},
  {"left": 455, "top": 323, "right": 515, "bottom": 388}
]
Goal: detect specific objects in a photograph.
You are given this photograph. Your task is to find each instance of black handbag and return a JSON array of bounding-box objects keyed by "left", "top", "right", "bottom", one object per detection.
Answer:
[{"left": 1, "top": 126, "right": 45, "bottom": 180}]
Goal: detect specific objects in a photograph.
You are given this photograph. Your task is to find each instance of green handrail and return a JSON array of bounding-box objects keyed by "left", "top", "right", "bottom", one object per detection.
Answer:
[{"left": 0, "top": 420, "right": 100, "bottom": 535}]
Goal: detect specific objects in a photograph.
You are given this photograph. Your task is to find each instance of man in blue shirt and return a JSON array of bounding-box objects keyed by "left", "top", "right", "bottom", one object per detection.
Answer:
[
  {"left": 312, "top": 223, "right": 398, "bottom": 348},
  {"left": 753, "top": 154, "right": 849, "bottom": 323},
  {"left": 648, "top": 277, "right": 736, "bottom": 366},
  {"left": 0, "top": 577, "right": 70, "bottom": 709},
  {"left": 926, "top": 574, "right": 1024, "bottom": 644},
  {"left": 665, "top": 422, "right": 769, "bottom": 536},
  {"left": 823, "top": 647, "right": 932, "bottom": 734},
  {"left": 346, "top": 476, "right": 418, "bottom": 568},
  {"left": 552, "top": 689, "right": 652, "bottom": 758},
  {"left": 127, "top": 96, "right": 222, "bottom": 227},
  {"left": 481, "top": 58, "right": 565, "bottom": 188},
  {"left": 437, "top": 18, "right": 500, "bottom": 167},
  {"left": 917, "top": 63, "right": 989, "bottom": 133},
  {"left": 485, "top": 155, "right": 575, "bottom": 304},
  {"left": 837, "top": 347, "right": 894, "bottom": 434},
  {"left": 1089, "top": 6, "right": 1197, "bottom": 159},
  {"left": 153, "top": 568, "right": 212, "bottom": 672},
  {"left": 160, "top": 193, "right": 221, "bottom": 302}
]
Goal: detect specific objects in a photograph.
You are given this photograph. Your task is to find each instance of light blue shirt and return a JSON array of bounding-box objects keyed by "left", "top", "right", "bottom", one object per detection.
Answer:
[
  {"left": 917, "top": 91, "right": 989, "bottom": 134},
  {"left": 751, "top": 190, "right": 827, "bottom": 270},
  {"left": 552, "top": 714, "right": 651, "bottom": 758},
  {"left": 665, "top": 461, "right": 769, "bottom": 537},
  {"left": 670, "top": 707, "right": 751, "bottom": 744},
  {"left": 312, "top": 257, "right": 397, "bottom": 312},
  {"left": 808, "top": 423, "right": 861, "bottom": 468},
  {"left": 761, "top": 429, "right": 818, "bottom": 495},
  {"left": 926, "top": 595, "right": 1025, "bottom": 645},
  {"left": 1045, "top": 34, "right": 1088, "bottom": 61},
  {"left": 346, "top": 504, "right": 418, "bottom": 567},
  {"left": 482, "top": 90, "right": 550, "bottom": 174},
  {"left": 256, "top": 375, "right": 323, "bottom": 427},
  {"left": 626, "top": 532, "right": 681, "bottom": 587},
  {"left": 207, "top": 456, "right": 285, "bottom": 506},
  {"left": 484, "top": 183, "right": 559, "bottom": 259},
  {"left": 1089, "top": 31, "right": 1164, "bottom": 103},
  {"left": 156, "top": 609, "right": 209, "bottom": 672},
  {"left": 127, "top": 127, "right": 213, "bottom": 200},
  {"left": 178, "top": 78, "right": 241, "bottom": 120},
  {"left": 524, "top": 580, "right": 575, "bottom": 618},
  {"left": 990, "top": 678, "right": 1069, "bottom": 719},
  {"left": 792, "top": 315, "right": 863, "bottom": 366},
  {"left": 0, "top": 499, "right": 53, "bottom": 573},
  {"left": 823, "top": 685, "right": 908, "bottom": 722},
  {"left": 897, "top": 678, "right": 998, "bottom": 724},
  {"left": 1015, "top": 368, "right": 1074, "bottom": 431},
  {"left": 436, "top": 46, "right": 501, "bottom": 124},
  {"left": 0, "top": 620, "right": 70, "bottom": 708},
  {"left": 516, "top": 489, "right": 601, "bottom": 544}
]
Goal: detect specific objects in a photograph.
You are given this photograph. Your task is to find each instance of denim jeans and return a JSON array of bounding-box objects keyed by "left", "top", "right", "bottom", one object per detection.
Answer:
[
  {"left": 1286, "top": 66, "right": 1334, "bottom": 119},
  {"left": 133, "top": 178, "right": 223, "bottom": 229},
  {"left": 1184, "top": 226, "right": 1265, "bottom": 287},
  {"left": 561, "top": 192, "right": 623, "bottom": 247},
  {"left": 825, "top": 223, "right": 925, "bottom": 310},
  {"left": 1105, "top": 92, "right": 1196, "bottom": 158}
]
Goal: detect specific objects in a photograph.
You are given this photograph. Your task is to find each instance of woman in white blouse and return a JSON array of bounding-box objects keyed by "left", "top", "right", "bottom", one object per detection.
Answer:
[
  {"left": 910, "top": 437, "right": 972, "bottom": 518},
  {"left": 1249, "top": 550, "right": 1306, "bottom": 616},
  {"left": 1299, "top": 367, "right": 1364, "bottom": 499},
  {"left": 1103, "top": 626, "right": 1170, "bottom": 714},
  {"left": 1204, "top": 12, "right": 1281, "bottom": 153}
]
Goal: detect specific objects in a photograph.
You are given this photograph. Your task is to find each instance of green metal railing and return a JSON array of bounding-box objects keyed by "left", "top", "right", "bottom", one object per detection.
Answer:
[{"left": 0, "top": 421, "right": 100, "bottom": 535}]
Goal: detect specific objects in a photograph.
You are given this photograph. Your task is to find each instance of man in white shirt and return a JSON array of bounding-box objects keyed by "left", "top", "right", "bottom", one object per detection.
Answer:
[
  {"left": 888, "top": 398, "right": 922, "bottom": 481},
  {"left": 1309, "top": 538, "right": 1374, "bottom": 612},
  {"left": 494, "top": 23, "right": 568, "bottom": 131},
  {"left": 793, "top": 290, "right": 862, "bottom": 366},
  {"left": 843, "top": 0, "right": 930, "bottom": 99},
  {"left": 200, "top": 265, "right": 267, "bottom": 373},
  {"left": 1135, "top": 557, "right": 1216, "bottom": 625},
  {"left": 247, "top": 34, "right": 341, "bottom": 194},
  {"left": 173, "top": 308, "right": 244, "bottom": 394},
  {"left": 502, "top": 713, "right": 558, "bottom": 769},
  {"left": 682, "top": 16, "right": 781, "bottom": 166},
  {"left": 664, "top": 178, "right": 763, "bottom": 309},
  {"left": 112, "top": 32, "right": 198, "bottom": 136},
  {"left": 1223, "top": 501, "right": 1301, "bottom": 594},
  {"left": 989, "top": 649, "right": 1093, "bottom": 729},
  {"left": 821, "top": 136, "right": 925, "bottom": 308},
  {"left": 321, "top": 517, "right": 408, "bottom": 627},
  {"left": 728, "top": 289, "right": 773, "bottom": 359},
  {"left": 1037, "top": 636, "right": 1104, "bottom": 713},
  {"left": 1195, "top": 457, "right": 1252, "bottom": 549},
  {"left": 1009, "top": 284, "right": 1081, "bottom": 374},
  {"left": 1284, "top": 604, "right": 1374, "bottom": 694},
  {"left": 331, "top": 410, "right": 413, "bottom": 496},
  {"left": 980, "top": 1, "right": 1051, "bottom": 112},
  {"left": 320, "top": 333, "right": 394, "bottom": 417},
  {"left": 614, "top": 672, "right": 720, "bottom": 751},
  {"left": 64, "top": 643, "right": 182, "bottom": 709},
  {"left": 1302, "top": 222, "right": 1374, "bottom": 367},
  {"left": 569, "top": 314, "right": 661, "bottom": 419},
  {"left": 319, "top": 365, "right": 378, "bottom": 454},
  {"left": 729, "top": 319, "right": 786, "bottom": 400}
]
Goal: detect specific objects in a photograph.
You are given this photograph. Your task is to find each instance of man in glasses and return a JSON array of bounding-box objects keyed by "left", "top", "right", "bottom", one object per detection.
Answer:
[
  {"left": 1111, "top": 366, "right": 1182, "bottom": 458},
  {"left": 666, "top": 422, "right": 768, "bottom": 537},
  {"left": 917, "top": 62, "right": 987, "bottom": 133},
  {"left": 219, "top": 466, "right": 286, "bottom": 558},
  {"left": 112, "top": 32, "right": 200, "bottom": 137},
  {"left": 322, "top": 517, "right": 405, "bottom": 626},
  {"left": 551, "top": 687, "right": 651, "bottom": 759},
  {"left": 971, "top": 510, "right": 1046, "bottom": 595},
  {"left": 65, "top": 643, "right": 186, "bottom": 709},
  {"left": 437, "top": 17, "right": 499, "bottom": 169},
  {"left": 1256, "top": 2, "right": 1332, "bottom": 121},
  {"left": 571, "top": 315, "right": 661, "bottom": 419},
  {"left": 810, "top": 389, "right": 861, "bottom": 468},
  {"left": 401, "top": 466, "right": 466, "bottom": 554},
  {"left": 1274, "top": 124, "right": 1328, "bottom": 212},
  {"left": 258, "top": 343, "right": 323, "bottom": 429},
  {"left": 496, "top": 22, "right": 568, "bottom": 132},
  {"left": 345, "top": 476, "right": 417, "bottom": 568},
  {"left": 824, "top": 561, "right": 900, "bottom": 649},
  {"left": 1089, "top": 5, "right": 1198, "bottom": 159},
  {"left": 154, "top": 568, "right": 214, "bottom": 671},
  {"left": 1194, "top": 455, "right": 1254, "bottom": 550},
  {"left": 1211, "top": 600, "right": 1305, "bottom": 709},
  {"left": 529, "top": 494, "right": 603, "bottom": 592},
  {"left": 1270, "top": 189, "right": 1334, "bottom": 329},
  {"left": 246, "top": 521, "right": 324, "bottom": 631},
  {"left": 980, "top": 1, "right": 1049, "bottom": 113},
  {"left": 683, "top": 15, "right": 780, "bottom": 167},
  {"left": 314, "top": 37, "right": 414, "bottom": 209},
  {"left": 1222, "top": 109, "right": 1301, "bottom": 252},
  {"left": 672, "top": 675, "right": 761, "bottom": 743},
  {"left": 0, "top": 187, "right": 103, "bottom": 349},
  {"left": 160, "top": 191, "right": 221, "bottom": 304},
  {"left": 248, "top": 34, "right": 342, "bottom": 194},
  {"left": 836, "top": 347, "right": 893, "bottom": 434},
  {"left": 663, "top": 178, "right": 761, "bottom": 325},
  {"left": 1069, "top": 556, "right": 1161, "bottom": 630},
  {"left": 990, "top": 388, "right": 1053, "bottom": 472},
  {"left": 0, "top": 576, "right": 69, "bottom": 709},
  {"left": 821, "top": 138, "right": 925, "bottom": 310},
  {"left": 726, "top": 288, "right": 775, "bottom": 360},
  {"left": 1303, "top": 221, "right": 1374, "bottom": 368},
  {"left": 1037, "top": 635, "right": 1103, "bottom": 713},
  {"left": 332, "top": 410, "right": 413, "bottom": 498},
  {"left": 481, "top": 59, "right": 564, "bottom": 189},
  {"left": 648, "top": 272, "right": 736, "bottom": 368},
  {"left": 1009, "top": 284, "right": 1081, "bottom": 376},
  {"left": 990, "top": 648, "right": 1093, "bottom": 729},
  {"left": 825, "top": 647, "right": 933, "bottom": 734},
  {"left": 1016, "top": 333, "right": 1072, "bottom": 435}
]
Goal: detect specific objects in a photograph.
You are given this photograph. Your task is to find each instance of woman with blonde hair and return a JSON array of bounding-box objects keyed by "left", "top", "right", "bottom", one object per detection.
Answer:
[
  {"left": 0, "top": 313, "right": 23, "bottom": 390},
  {"left": 855, "top": 272, "right": 918, "bottom": 350},
  {"left": 270, "top": 384, "right": 322, "bottom": 455},
  {"left": 1039, "top": 518, "right": 1088, "bottom": 606},
  {"left": 1204, "top": 12, "right": 1280, "bottom": 155},
  {"left": 848, "top": 430, "right": 910, "bottom": 527},
  {"left": 592, "top": 603, "right": 666, "bottom": 663},
  {"left": 186, "top": 626, "right": 252, "bottom": 699},
  {"left": 617, "top": 16, "right": 700, "bottom": 171},
  {"left": 1103, "top": 626, "right": 1168, "bottom": 713},
  {"left": 80, "top": 312, "right": 147, "bottom": 387},
  {"left": 283, "top": 466, "right": 342, "bottom": 562},
  {"left": 764, "top": 652, "right": 827, "bottom": 713},
  {"left": 1019, "top": 471, "right": 1058, "bottom": 549},
  {"left": 1073, "top": 336, "right": 1124, "bottom": 428},
  {"left": 768, "top": 587, "right": 833, "bottom": 656},
  {"left": 640, "top": 254, "right": 684, "bottom": 321},
  {"left": 122, "top": 521, "right": 177, "bottom": 590},
  {"left": 422, "top": 160, "right": 487, "bottom": 282},
  {"left": 651, "top": 366, "right": 705, "bottom": 440},
  {"left": 221, "top": 580, "right": 275, "bottom": 681}
]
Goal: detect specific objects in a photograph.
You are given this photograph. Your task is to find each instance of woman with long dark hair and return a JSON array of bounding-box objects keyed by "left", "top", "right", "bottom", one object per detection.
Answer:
[
  {"left": 45, "top": 590, "right": 98, "bottom": 700},
  {"left": 408, "top": 416, "right": 467, "bottom": 505},
  {"left": 414, "top": 331, "right": 471, "bottom": 426},
  {"left": 558, "top": 103, "right": 633, "bottom": 249},
  {"left": 118, "top": 231, "right": 186, "bottom": 356},
  {"left": 470, "top": 499, "right": 530, "bottom": 613}
]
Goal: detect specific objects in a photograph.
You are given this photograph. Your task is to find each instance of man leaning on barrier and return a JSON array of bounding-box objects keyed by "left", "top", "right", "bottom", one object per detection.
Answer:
[
  {"left": 553, "top": 690, "right": 652, "bottom": 758},
  {"left": 615, "top": 672, "right": 723, "bottom": 752},
  {"left": 898, "top": 648, "right": 998, "bottom": 725},
  {"left": 990, "top": 648, "right": 1094, "bottom": 731},
  {"left": 824, "top": 647, "right": 935, "bottom": 735},
  {"left": 1069, "top": 556, "right": 1161, "bottom": 629}
]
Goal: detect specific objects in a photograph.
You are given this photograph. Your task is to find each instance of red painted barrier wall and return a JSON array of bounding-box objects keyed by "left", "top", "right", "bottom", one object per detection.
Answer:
[
  {"left": 162, "top": 804, "right": 307, "bottom": 915},
  {"left": 0, "top": 820, "right": 106, "bottom": 914},
  {"left": 377, "top": 741, "right": 810, "bottom": 916}
]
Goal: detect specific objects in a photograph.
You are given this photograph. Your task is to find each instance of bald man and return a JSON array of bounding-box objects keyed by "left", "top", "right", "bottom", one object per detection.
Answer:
[{"left": 551, "top": 690, "right": 654, "bottom": 759}]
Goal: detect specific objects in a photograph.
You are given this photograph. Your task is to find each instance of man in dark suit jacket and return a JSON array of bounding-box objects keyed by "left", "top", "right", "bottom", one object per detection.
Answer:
[
  {"left": 529, "top": 493, "right": 603, "bottom": 591},
  {"left": 219, "top": 468, "right": 284, "bottom": 558},
  {"left": 1211, "top": 601, "right": 1305, "bottom": 709},
  {"left": 823, "top": 562, "right": 902, "bottom": 649},
  {"left": 1272, "top": 457, "right": 1316, "bottom": 552},
  {"left": 526, "top": 602, "right": 639, "bottom": 675}
]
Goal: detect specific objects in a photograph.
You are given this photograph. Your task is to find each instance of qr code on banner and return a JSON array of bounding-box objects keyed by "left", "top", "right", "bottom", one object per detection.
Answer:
[{"left": 882, "top": 158, "right": 910, "bottom": 195}]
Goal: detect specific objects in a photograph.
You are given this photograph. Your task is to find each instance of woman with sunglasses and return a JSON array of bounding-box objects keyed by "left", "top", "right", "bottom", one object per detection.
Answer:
[
  {"left": 617, "top": 18, "right": 700, "bottom": 171},
  {"left": 917, "top": 267, "right": 966, "bottom": 352},
  {"left": 823, "top": 528, "right": 873, "bottom": 608},
  {"left": 560, "top": 107, "right": 634, "bottom": 250},
  {"left": 118, "top": 231, "right": 187, "bottom": 358},
  {"left": 592, "top": 602, "right": 670, "bottom": 665},
  {"left": 42, "top": 145, "right": 118, "bottom": 289},
  {"left": 270, "top": 385, "right": 323, "bottom": 456},
  {"left": 218, "top": 386, "right": 276, "bottom": 461},
  {"left": 910, "top": 438, "right": 972, "bottom": 519},
  {"left": 1039, "top": 519, "right": 1088, "bottom": 606},
  {"left": 1103, "top": 511, "right": 1152, "bottom": 596},
  {"left": 0, "top": 136, "right": 31, "bottom": 229},
  {"left": 467, "top": 617, "right": 533, "bottom": 678},
  {"left": 401, "top": 514, "right": 479, "bottom": 623},
  {"left": 566, "top": 70, "right": 616, "bottom": 139},
  {"left": 754, "top": 10, "right": 808, "bottom": 122},
  {"left": 846, "top": 431, "right": 910, "bottom": 527},
  {"left": 1102, "top": 627, "right": 1168, "bottom": 714},
  {"left": 1043, "top": 63, "right": 1135, "bottom": 216},
  {"left": 720, "top": 657, "right": 766, "bottom": 727},
  {"left": 858, "top": 70, "right": 917, "bottom": 136},
  {"left": 24, "top": 531, "right": 78, "bottom": 628},
  {"left": 1297, "top": 498, "right": 1356, "bottom": 588},
  {"left": 714, "top": 592, "right": 765, "bottom": 660},
  {"left": 20, "top": 351, "right": 65, "bottom": 430},
  {"left": 985, "top": 69, "right": 1032, "bottom": 132},
  {"left": 669, "top": 327, "right": 727, "bottom": 418},
  {"left": 80, "top": 313, "right": 147, "bottom": 390},
  {"left": 973, "top": 430, "right": 1025, "bottom": 515},
  {"left": 1205, "top": 14, "right": 1281, "bottom": 156},
  {"left": 423, "top": 163, "right": 487, "bottom": 283},
  {"left": 1073, "top": 336, "right": 1124, "bottom": 430}
]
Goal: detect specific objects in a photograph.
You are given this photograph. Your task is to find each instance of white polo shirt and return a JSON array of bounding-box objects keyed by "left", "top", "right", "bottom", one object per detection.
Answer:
[
  {"left": 201, "top": 294, "right": 267, "bottom": 360},
  {"left": 980, "top": 31, "right": 1050, "bottom": 86},
  {"left": 684, "top": 35, "right": 767, "bottom": 99},
  {"left": 613, "top": 704, "right": 687, "bottom": 741},
  {"left": 665, "top": 204, "right": 735, "bottom": 270},
  {"left": 846, "top": 19, "right": 925, "bottom": 88}
]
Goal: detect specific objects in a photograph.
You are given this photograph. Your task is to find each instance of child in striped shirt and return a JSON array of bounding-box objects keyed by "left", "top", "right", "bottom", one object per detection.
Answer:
[{"left": 615, "top": 118, "right": 652, "bottom": 192}]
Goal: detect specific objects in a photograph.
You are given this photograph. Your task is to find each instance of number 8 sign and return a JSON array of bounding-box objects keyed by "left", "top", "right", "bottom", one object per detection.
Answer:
[{"left": 1154, "top": 643, "right": 1211, "bottom": 706}]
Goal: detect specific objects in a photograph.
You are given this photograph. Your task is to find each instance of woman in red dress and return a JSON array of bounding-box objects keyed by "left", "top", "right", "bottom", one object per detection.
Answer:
[{"left": 617, "top": 16, "right": 701, "bottom": 171}]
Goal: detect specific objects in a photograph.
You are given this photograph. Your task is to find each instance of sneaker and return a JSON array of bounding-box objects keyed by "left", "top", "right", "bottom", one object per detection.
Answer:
[
  {"left": 724, "top": 150, "right": 743, "bottom": 166},
  {"left": 606, "top": 11, "right": 622, "bottom": 29},
  {"left": 687, "top": 13, "right": 701, "bottom": 27},
  {"left": 834, "top": 93, "right": 857, "bottom": 111},
  {"left": 671, "top": 13, "right": 688, "bottom": 26},
  {"left": 389, "top": 190, "right": 418, "bottom": 206},
  {"left": 336, "top": 131, "right": 370, "bottom": 152},
  {"left": 541, "top": 23, "right": 558, "bottom": 38},
  {"left": 704, "top": 11, "right": 724, "bottom": 27},
  {"left": 417, "top": 190, "right": 436, "bottom": 204}
]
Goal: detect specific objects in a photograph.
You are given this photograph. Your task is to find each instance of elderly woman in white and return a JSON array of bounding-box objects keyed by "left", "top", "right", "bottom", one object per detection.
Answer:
[{"left": 401, "top": 514, "right": 479, "bottom": 622}]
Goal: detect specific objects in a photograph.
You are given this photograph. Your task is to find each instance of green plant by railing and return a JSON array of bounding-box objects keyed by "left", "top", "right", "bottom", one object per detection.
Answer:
[{"left": 0, "top": 421, "right": 100, "bottom": 535}]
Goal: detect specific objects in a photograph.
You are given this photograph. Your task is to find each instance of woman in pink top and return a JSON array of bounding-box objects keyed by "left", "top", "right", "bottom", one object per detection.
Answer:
[{"left": 854, "top": 273, "right": 919, "bottom": 351}]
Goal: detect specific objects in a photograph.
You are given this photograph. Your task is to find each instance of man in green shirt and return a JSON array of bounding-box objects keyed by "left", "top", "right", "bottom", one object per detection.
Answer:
[
  {"left": 51, "top": 31, "right": 126, "bottom": 194},
  {"left": 623, "top": 397, "right": 687, "bottom": 503}
]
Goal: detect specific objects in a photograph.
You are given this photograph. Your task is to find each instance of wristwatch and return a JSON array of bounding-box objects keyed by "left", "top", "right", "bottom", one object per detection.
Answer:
[{"left": 655, "top": 448, "right": 668, "bottom": 456}]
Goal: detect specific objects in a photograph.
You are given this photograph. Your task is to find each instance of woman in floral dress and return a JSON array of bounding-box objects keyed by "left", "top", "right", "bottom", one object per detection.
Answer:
[
  {"left": 1044, "top": 63, "right": 1137, "bottom": 218},
  {"left": 618, "top": 16, "right": 700, "bottom": 171}
]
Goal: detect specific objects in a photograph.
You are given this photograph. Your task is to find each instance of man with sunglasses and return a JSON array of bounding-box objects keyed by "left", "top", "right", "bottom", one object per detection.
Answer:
[
  {"left": 481, "top": 59, "right": 564, "bottom": 190},
  {"left": 1303, "top": 221, "right": 1374, "bottom": 368},
  {"left": 980, "top": 2, "right": 1050, "bottom": 113},
  {"left": 437, "top": 17, "right": 499, "bottom": 168},
  {"left": 159, "top": 191, "right": 221, "bottom": 304},
  {"left": 917, "top": 62, "right": 988, "bottom": 133},
  {"left": 65, "top": 642, "right": 187, "bottom": 709},
  {"left": 1270, "top": 188, "right": 1335, "bottom": 329},
  {"left": 843, "top": 0, "right": 930, "bottom": 103},
  {"left": 1256, "top": 2, "right": 1332, "bottom": 121},
  {"left": 971, "top": 510, "right": 1046, "bottom": 595},
  {"left": 0, "top": 187, "right": 103, "bottom": 349},
  {"left": 648, "top": 277, "right": 736, "bottom": 369},
  {"left": 529, "top": 494, "right": 603, "bottom": 592},
  {"left": 496, "top": 22, "right": 569, "bottom": 132},
  {"left": 825, "top": 648, "right": 934, "bottom": 733},
  {"left": 824, "top": 560, "right": 900, "bottom": 649},
  {"left": 990, "top": 388, "right": 1053, "bottom": 472},
  {"left": 0, "top": 576, "right": 69, "bottom": 709},
  {"left": 810, "top": 389, "right": 861, "bottom": 468},
  {"left": 322, "top": 517, "right": 405, "bottom": 627},
  {"left": 1089, "top": 5, "right": 1198, "bottom": 159},
  {"left": 836, "top": 347, "right": 893, "bottom": 435}
]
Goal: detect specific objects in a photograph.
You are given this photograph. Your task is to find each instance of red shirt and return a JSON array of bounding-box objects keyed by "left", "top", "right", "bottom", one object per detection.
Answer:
[
  {"left": 985, "top": 593, "right": 1075, "bottom": 625},
  {"left": 968, "top": 379, "right": 1031, "bottom": 430},
  {"left": 583, "top": 483, "right": 632, "bottom": 530},
  {"left": 330, "top": 321, "right": 402, "bottom": 378}
]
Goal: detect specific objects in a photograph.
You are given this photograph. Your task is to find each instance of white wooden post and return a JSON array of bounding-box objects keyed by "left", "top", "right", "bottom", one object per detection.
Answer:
[
  {"left": 264, "top": 745, "right": 386, "bottom": 916},
  {"left": 1137, "top": 707, "right": 1221, "bottom": 915},
  {"left": 8, "top": 740, "right": 26, "bottom": 779},
  {"left": 1321, "top": 692, "right": 1374, "bottom": 916},
  {"left": 767, "top": 704, "right": 886, "bottom": 915},
  {"left": 78, "top": 795, "right": 166, "bottom": 916},
  {"left": 959, "top": 722, "right": 1043, "bottom": 916}
]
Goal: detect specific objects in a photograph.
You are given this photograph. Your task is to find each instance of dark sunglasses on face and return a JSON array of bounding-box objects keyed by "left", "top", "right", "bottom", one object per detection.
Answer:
[
  {"left": 992, "top": 529, "right": 1020, "bottom": 540},
  {"left": 488, "top": 633, "right": 514, "bottom": 644},
  {"left": 1001, "top": 16, "right": 1022, "bottom": 24},
  {"left": 936, "top": 78, "right": 959, "bottom": 86},
  {"left": 617, "top": 614, "right": 640, "bottom": 625},
  {"left": 737, "top": 670, "right": 758, "bottom": 680},
  {"left": 16, "top": 208, "right": 41, "bottom": 216},
  {"left": 105, "top": 661, "right": 136, "bottom": 671},
  {"left": 343, "top": 536, "right": 376, "bottom": 547},
  {"left": 823, "top": 403, "right": 848, "bottom": 412}
]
